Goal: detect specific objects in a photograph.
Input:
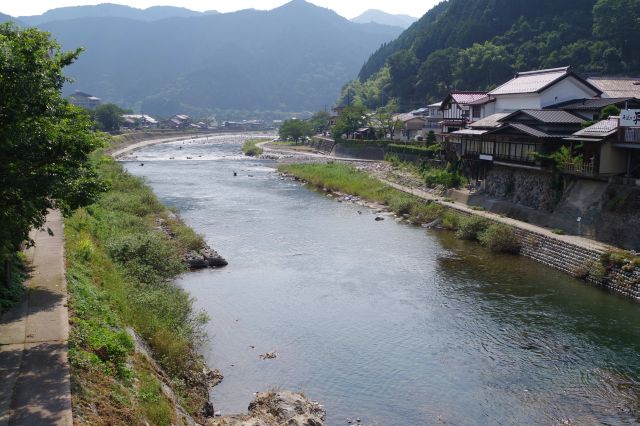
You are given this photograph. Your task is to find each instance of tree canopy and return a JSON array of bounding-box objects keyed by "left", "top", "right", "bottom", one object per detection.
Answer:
[
  {"left": 0, "top": 23, "right": 104, "bottom": 258},
  {"left": 93, "top": 103, "right": 126, "bottom": 131},
  {"left": 279, "top": 119, "right": 312, "bottom": 143},
  {"left": 342, "top": 0, "right": 640, "bottom": 111}
]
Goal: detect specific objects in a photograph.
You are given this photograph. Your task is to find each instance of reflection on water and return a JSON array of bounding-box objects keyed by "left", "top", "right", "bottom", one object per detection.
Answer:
[{"left": 124, "top": 134, "right": 640, "bottom": 425}]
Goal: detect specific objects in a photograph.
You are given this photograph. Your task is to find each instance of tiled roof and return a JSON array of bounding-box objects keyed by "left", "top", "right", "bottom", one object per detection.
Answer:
[
  {"left": 451, "top": 129, "right": 488, "bottom": 135},
  {"left": 428, "top": 102, "right": 442, "bottom": 107},
  {"left": 489, "top": 67, "right": 570, "bottom": 95},
  {"left": 467, "top": 95, "right": 495, "bottom": 105},
  {"left": 508, "top": 123, "right": 553, "bottom": 138},
  {"left": 394, "top": 113, "right": 425, "bottom": 122},
  {"left": 450, "top": 92, "right": 488, "bottom": 104},
  {"left": 502, "top": 109, "right": 585, "bottom": 124},
  {"left": 571, "top": 117, "right": 619, "bottom": 138},
  {"left": 587, "top": 77, "right": 640, "bottom": 98},
  {"left": 551, "top": 97, "right": 637, "bottom": 110},
  {"left": 469, "top": 113, "right": 510, "bottom": 129}
]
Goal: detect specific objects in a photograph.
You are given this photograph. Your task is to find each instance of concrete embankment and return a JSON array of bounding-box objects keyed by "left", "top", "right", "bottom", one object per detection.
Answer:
[{"left": 385, "top": 180, "right": 640, "bottom": 302}]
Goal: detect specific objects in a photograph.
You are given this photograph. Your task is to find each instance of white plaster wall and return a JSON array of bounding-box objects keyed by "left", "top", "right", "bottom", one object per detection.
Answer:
[
  {"left": 540, "top": 77, "right": 600, "bottom": 108},
  {"left": 599, "top": 143, "right": 627, "bottom": 175},
  {"left": 494, "top": 94, "right": 541, "bottom": 112}
]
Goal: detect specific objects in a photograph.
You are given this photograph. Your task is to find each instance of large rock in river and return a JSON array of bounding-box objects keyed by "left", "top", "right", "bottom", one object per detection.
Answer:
[
  {"left": 209, "top": 391, "right": 325, "bottom": 426},
  {"left": 185, "top": 245, "right": 228, "bottom": 269}
]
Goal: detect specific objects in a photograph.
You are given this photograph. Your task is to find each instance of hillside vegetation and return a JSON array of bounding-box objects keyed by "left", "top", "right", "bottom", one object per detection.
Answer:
[{"left": 342, "top": 0, "right": 640, "bottom": 110}]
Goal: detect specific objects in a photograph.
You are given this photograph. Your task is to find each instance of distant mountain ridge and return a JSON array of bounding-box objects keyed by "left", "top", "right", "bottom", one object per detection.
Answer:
[
  {"left": 17, "top": 3, "right": 219, "bottom": 25},
  {"left": 27, "top": 0, "right": 401, "bottom": 117},
  {"left": 351, "top": 9, "right": 417, "bottom": 29}
]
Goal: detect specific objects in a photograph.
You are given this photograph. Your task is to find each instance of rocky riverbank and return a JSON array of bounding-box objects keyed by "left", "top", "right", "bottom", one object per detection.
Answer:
[{"left": 210, "top": 391, "right": 326, "bottom": 426}]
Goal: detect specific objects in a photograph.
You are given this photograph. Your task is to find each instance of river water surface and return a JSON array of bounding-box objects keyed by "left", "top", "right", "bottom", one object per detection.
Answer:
[{"left": 123, "top": 134, "right": 640, "bottom": 425}]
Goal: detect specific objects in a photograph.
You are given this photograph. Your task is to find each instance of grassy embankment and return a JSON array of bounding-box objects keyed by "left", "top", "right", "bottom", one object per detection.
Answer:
[
  {"left": 65, "top": 151, "right": 211, "bottom": 424},
  {"left": 279, "top": 162, "right": 519, "bottom": 253},
  {"left": 241, "top": 138, "right": 268, "bottom": 156}
]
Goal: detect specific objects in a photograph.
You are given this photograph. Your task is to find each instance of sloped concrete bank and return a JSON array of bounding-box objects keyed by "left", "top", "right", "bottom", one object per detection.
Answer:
[{"left": 384, "top": 181, "right": 640, "bottom": 302}]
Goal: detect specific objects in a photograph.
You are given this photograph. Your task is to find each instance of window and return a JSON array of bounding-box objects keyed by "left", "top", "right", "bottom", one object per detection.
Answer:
[{"left": 472, "top": 105, "right": 481, "bottom": 118}]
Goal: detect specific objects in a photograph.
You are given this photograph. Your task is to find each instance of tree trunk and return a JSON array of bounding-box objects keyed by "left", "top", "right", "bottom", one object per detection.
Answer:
[{"left": 4, "top": 258, "right": 10, "bottom": 288}]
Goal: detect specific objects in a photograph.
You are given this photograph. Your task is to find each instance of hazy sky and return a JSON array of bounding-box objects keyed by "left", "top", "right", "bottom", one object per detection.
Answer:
[{"left": 3, "top": 0, "right": 440, "bottom": 19}]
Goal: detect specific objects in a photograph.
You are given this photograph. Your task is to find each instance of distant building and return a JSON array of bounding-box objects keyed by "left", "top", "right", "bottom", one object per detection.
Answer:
[
  {"left": 164, "top": 114, "right": 192, "bottom": 129},
  {"left": 68, "top": 90, "right": 101, "bottom": 110},
  {"left": 587, "top": 76, "right": 640, "bottom": 98},
  {"left": 121, "top": 114, "right": 159, "bottom": 129}
]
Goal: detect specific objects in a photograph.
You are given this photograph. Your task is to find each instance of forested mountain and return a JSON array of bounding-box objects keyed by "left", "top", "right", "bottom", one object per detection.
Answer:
[
  {"left": 351, "top": 10, "right": 417, "bottom": 29},
  {"left": 6, "top": 0, "right": 401, "bottom": 117},
  {"left": 342, "top": 0, "right": 640, "bottom": 111},
  {"left": 18, "top": 4, "right": 218, "bottom": 25}
]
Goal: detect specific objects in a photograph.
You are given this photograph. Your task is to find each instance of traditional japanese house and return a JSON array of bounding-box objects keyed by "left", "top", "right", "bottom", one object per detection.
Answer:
[
  {"left": 563, "top": 117, "right": 627, "bottom": 177},
  {"left": 551, "top": 97, "right": 640, "bottom": 121},
  {"left": 453, "top": 109, "right": 585, "bottom": 179},
  {"left": 439, "top": 91, "right": 488, "bottom": 134}
]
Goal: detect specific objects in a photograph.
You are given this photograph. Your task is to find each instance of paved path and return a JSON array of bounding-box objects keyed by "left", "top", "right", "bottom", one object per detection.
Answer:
[
  {"left": 379, "top": 179, "right": 617, "bottom": 253},
  {"left": 0, "top": 210, "right": 72, "bottom": 426},
  {"left": 258, "top": 141, "right": 378, "bottom": 163}
]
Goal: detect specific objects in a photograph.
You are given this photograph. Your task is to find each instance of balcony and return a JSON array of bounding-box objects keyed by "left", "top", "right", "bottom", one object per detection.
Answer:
[{"left": 561, "top": 160, "right": 596, "bottom": 176}]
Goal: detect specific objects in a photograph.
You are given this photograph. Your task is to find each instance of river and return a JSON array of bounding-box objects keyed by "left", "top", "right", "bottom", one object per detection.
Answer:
[{"left": 123, "top": 134, "right": 640, "bottom": 425}]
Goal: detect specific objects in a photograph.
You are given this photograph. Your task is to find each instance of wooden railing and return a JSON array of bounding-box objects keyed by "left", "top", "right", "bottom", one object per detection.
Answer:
[{"left": 561, "top": 161, "right": 595, "bottom": 176}]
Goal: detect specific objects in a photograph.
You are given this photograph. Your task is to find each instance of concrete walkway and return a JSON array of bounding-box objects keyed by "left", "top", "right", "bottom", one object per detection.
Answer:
[{"left": 0, "top": 210, "right": 72, "bottom": 426}]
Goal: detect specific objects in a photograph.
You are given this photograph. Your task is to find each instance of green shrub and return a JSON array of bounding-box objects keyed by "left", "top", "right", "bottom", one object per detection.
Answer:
[
  {"left": 456, "top": 216, "right": 490, "bottom": 240},
  {"left": 441, "top": 211, "right": 462, "bottom": 230},
  {"left": 478, "top": 224, "right": 521, "bottom": 253},
  {"left": 424, "top": 168, "right": 462, "bottom": 188},
  {"left": 106, "top": 233, "right": 185, "bottom": 283},
  {"left": 242, "top": 139, "right": 265, "bottom": 156},
  {"left": 0, "top": 253, "right": 27, "bottom": 313},
  {"left": 387, "top": 195, "right": 415, "bottom": 215},
  {"left": 409, "top": 202, "right": 443, "bottom": 224}
]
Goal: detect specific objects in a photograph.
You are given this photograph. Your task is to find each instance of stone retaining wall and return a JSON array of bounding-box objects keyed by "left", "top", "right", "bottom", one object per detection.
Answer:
[
  {"left": 483, "top": 166, "right": 557, "bottom": 210},
  {"left": 440, "top": 202, "right": 640, "bottom": 301},
  {"left": 309, "top": 138, "right": 335, "bottom": 154}
]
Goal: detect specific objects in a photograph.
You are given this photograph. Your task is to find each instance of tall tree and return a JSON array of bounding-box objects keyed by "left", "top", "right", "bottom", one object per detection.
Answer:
[
  {"left": 373, "top": 100, "right": 403, "bottom": 140},
  {"left": 279, "top": 119, "right": 312, "bottom": 143},
  {"left": 93, "top": 103, "right": 125, "bottom": 131},
  {"left": 332, "top": 104, "right": 368, "bottom": 140},
  {"left": 0, "top": 24, "right": 104, "bottom": 260}
]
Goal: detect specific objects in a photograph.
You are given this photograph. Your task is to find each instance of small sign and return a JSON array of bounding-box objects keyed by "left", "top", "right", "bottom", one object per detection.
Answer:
[
  {"left": 620, "top": 110, "right": 640, "bottom": 127},
  {"left": 479, "top": 154, "right": 493, "bottom": 161}
]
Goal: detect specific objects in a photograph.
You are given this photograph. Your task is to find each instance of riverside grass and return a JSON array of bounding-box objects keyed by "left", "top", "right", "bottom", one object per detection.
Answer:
[
  {"left": 279, "top": 162, "right": 520, "bottom": 254},
  {"left": 278, "top": 162, "right": 444, "bottom": 224},
  {"left": 65, "top": 153, "right": 209, "bottom": 424},
  {"left": 242, "top": 138, "right": 268, "bottom": 156}
]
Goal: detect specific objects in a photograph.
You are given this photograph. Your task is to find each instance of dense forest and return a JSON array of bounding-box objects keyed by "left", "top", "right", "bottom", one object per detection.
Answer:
[{"left": 340, "top": 0, "right": 640, "bottom": 111}]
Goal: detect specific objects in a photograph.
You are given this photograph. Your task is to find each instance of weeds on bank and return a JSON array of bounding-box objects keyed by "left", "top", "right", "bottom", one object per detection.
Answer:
[
  {"left": 280, "top": 162, "right": 521, "bottom": 254},
  {"left": 242, "top": 138, "right": 268, "bottom": 156},
  {"left": 65, "top": 154, "right": 209, "bottom": 423}
]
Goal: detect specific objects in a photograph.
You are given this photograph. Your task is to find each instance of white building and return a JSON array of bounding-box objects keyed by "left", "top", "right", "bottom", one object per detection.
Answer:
[{"left": 483, "top": 66, "right": 602, "bottom": 116}]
